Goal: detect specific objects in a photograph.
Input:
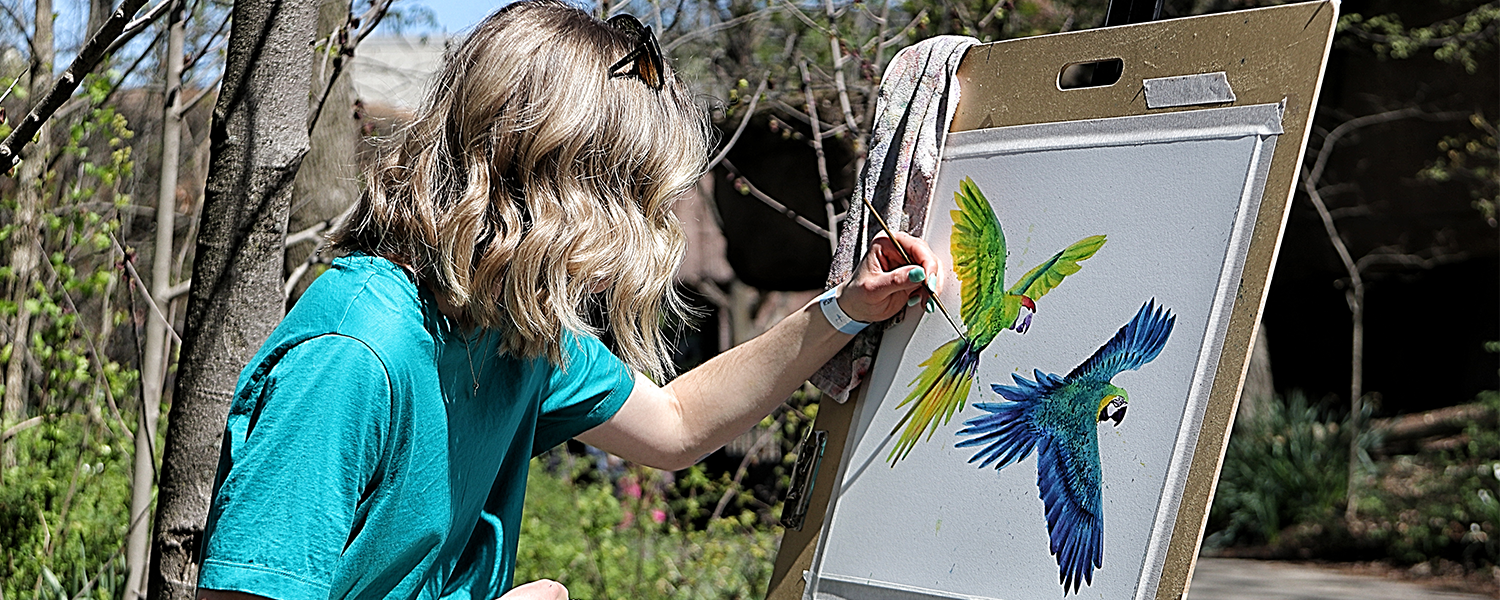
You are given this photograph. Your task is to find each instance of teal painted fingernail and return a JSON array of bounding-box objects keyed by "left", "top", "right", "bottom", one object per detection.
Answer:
[
  {"left": 907, "top": 295, "right": 920, "bottom": 307},
  {"left": 907, "top": 267, "right": 926, "bottom": 283},
  {"left": 925, "top": 298, "right": 936, "bottom": 313}
]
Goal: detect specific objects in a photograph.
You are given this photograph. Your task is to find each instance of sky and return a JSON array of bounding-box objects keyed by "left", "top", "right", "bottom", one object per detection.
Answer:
[{"left": 411, "top": 0, "right": 509, "bottom": 34}]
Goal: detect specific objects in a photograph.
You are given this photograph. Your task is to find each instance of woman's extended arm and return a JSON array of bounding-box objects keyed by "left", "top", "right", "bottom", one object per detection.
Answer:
[{"left": 577, "top": 232, "right": 942, "bottom": 470}]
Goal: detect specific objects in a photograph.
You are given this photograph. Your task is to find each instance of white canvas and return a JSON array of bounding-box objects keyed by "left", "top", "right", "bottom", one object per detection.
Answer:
[{"left": 807, "top": 103, "right": 1283, "bottom": 600}]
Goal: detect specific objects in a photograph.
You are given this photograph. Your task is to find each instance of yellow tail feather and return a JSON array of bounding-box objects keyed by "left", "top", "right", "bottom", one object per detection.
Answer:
[{"left": 888, "top": 338, "right": 977, "bottom": 464}]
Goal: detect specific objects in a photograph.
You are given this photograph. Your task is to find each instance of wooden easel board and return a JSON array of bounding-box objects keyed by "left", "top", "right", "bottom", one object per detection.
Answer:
[{"left": 767, "top": 3, "right": 1337, "bottom": 599}]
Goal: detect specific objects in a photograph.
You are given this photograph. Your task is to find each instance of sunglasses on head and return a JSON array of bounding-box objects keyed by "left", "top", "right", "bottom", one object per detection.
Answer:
[{"left": 607, "top": 14, "right": 664, "bottom": 91}]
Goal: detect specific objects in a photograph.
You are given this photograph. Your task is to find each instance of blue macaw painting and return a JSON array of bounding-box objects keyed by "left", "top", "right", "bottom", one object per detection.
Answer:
[{"left": 956, "top": 300, "right": 1175, "bottom": 595}]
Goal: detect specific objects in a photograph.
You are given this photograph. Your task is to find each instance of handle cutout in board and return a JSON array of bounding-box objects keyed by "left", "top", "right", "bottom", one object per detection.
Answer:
[{"left": 1058, "top": 58, "right": 1124, "bottom": 89}]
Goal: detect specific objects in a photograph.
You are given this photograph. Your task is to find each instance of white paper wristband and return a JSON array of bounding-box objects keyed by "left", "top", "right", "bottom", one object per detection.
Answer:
[{"left": 816, "top": 286, "right": 869, "bottom": 335}]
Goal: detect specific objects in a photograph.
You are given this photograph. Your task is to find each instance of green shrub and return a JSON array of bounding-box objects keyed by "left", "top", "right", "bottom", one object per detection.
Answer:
[
  {"left": 0, "top": 413, "right": 134, "bottom": 600},
  {"left": 516, "top": 456, "right": 778, "bottom": 599},
  {"left": 1206, "top": 392, "right": 1350, "bottom": 548}
]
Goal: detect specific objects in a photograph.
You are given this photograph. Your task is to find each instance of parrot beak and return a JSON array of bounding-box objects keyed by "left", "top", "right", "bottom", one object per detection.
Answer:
[
  {"left": 1012, "top": 298, "right": 1036, "bottom": 334},
  {"left": 1098, "top": 396, "right": 1128, "bottom": 426}
]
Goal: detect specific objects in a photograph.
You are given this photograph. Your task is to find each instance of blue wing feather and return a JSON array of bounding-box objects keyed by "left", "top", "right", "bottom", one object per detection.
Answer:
[
  {"left": 956, "top": 371, "right": 1063, "bottom": 470},
  {"left": 1068, "top": 299, "right": 1175, "bottom": 384},
  {"left": 1036, "top": 436, "right": 1104, "bottom": 595}
]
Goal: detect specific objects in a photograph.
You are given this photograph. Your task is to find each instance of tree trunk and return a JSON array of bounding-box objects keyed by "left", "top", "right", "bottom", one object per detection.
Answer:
[
  {"left": 1235, "top": 320, "right": 1274, "bottom": 429},
  {"left": 145, "top": 0, "right": 318, "bottom": 596},
  {"left": 1345, "top": 286, "right": 1365, "bottom": 522},
  {"left": 286, "top": 0, "right": 359, "bottom": 302},
  {"left": 126, "top": 2, "right": 186, "bottom": 598},
  {"left": 3, "top": 0, "right": 54, "bottom": 463}
]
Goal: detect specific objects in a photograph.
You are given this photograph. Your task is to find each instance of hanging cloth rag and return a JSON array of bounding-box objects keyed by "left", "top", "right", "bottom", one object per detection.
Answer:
[{"left": 809, "top": 35, "right": 978, "bottom": 403}]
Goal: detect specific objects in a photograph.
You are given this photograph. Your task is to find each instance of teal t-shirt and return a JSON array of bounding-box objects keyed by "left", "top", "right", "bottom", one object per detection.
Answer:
[{"left": 198, "top": 255, "right": 634, "bottom": 600}]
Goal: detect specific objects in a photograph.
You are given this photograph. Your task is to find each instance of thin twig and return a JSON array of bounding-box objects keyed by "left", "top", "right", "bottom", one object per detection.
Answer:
[
  {"left": 777, "top": 0, "right": 833, "bottom": 36},
  {"left": 308, "top": 0, "right": 396, "bottom": 134},
  {"left": 710, "top": 416, "right": 780, "bottom": 520},
  {"left": 878, "top": 8, "right": 927, "bottom": 49},
  {"left": 706, "top": 74, "right": 768, "bottom": 171},
  {"left": 661, "top": 8, "right": 774, "bottom": 52},
  {"left": 284, "top": 202, "right": 358, "bottom": 298},
  {"left": 720, "top": 159, "right": 833, "bottom": 240},
  {"left": 0, "top": 66, "right": 25, "bottom": 104},
  {"left": 176, "top": 73, "right": 221, "bottom": 116},
  {"left": 183, "top": 12, "right": 232, "bottom": 72},
  {"left": 36, "top": 242, "right": 136, "bottom": 444},
  {"left": 800, "top": 60, "right": 841, "bottom": 254},
  {"left": 109, "top": 234, "right": 184, "bottom": 345}
]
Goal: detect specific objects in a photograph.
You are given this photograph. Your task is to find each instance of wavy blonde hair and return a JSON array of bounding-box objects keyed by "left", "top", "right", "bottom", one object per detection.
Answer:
[{"left": 332, "top": 0, "right": 712, "bottom": 380}]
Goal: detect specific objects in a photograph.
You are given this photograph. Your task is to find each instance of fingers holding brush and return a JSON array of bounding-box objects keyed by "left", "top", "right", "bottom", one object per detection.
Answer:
[{"left": 842, "top": 232, "right": 944, "bottom": 323}]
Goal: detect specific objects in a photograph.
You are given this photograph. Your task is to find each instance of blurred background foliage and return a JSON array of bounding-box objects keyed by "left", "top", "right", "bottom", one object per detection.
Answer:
[{"left": 1, "top": 0, "right": 1499, "bottom": 597}]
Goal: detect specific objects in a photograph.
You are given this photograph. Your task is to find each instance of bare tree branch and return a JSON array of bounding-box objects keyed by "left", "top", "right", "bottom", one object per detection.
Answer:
[
  {"left": 662, "top": 8, "right": 774, "bottom": 52},
  {"left": 176, "top": 73, "right": 220, "bottom": 116},
  {"left": 182, "top": 14, "right": 232, "bottom": 72},
  {"left": 283, "top": 202, "right": 358, "bottom": 298},
  {"left": 800, "top": 59, "right": 841, "bottom": 253},
  {"left": 35, "top": 241, "right": 136, "bottom": 443},
  {"left": 1, "top": 415, "right": 45, "bottom": 441},
  {"left": 822, "top": 0, "right": 860, "bottom": 139},
  {"left": 105, "top": 0, "right": 172, "bottom": 54},
  {"left": 0, "top": 0, "right": 153, "bottom": 174},
  {"left": 720, "top": 159, "right": 833, "bottom": 240},
  {"left": 707, "top": 74, "right": 769, "bottom": 171},
  {"left": 109, "top": 234, "right": 183, "bottom": 346},
  {"left": 307, "top": 0, "right": 396, "bottom": 134}
]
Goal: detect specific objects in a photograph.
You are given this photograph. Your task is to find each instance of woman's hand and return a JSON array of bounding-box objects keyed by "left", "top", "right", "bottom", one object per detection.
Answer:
[
  {"left": 838, "top": 231, "right": 943, "bottom": 324},
  {"left": 498, "top": 580, "right": 568, "bottom": 600}
]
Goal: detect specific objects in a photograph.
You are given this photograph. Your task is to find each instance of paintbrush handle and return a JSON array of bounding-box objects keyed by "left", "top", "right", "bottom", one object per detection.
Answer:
[{"left": 857, "top": 197, "right": 967, "bottom": 340}]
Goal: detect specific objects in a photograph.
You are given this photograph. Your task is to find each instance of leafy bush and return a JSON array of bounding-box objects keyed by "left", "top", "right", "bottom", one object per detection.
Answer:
[
  {"left": 1356, "top": 392, "right": 1500, "bottom": 568},
  {"left": 0, "top": 413, "right": 134, "bottom": 600},
  {"left": 1206, "top": 392, "right": 1350, "bottom": 548},
  {"left": 516, "top": 455, "right": 779, "bottom": 599}
]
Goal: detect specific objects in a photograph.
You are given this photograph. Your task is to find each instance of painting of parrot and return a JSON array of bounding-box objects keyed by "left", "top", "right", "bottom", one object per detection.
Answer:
[
  {"left": 954, "top": 299, "right": 1175, "bottom": 595},
  {"left": 888, "top": 176, "right": 1106, "bottom": 464}
]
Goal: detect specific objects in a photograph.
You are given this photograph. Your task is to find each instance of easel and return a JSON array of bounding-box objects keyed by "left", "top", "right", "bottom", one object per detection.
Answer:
[{"left": 767, "top": 2, "right": 1338, "bottom": 599}]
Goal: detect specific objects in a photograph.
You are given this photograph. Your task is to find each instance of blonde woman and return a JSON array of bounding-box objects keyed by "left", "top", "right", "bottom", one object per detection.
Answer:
[{"left": 194, "top": 2, "right": 940, "bottom": 600}]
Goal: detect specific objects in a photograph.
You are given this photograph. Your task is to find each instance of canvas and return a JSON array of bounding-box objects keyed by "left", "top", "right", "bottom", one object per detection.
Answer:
[{"left": 804, "top": 102, "right": 1283, "bottom": 600}]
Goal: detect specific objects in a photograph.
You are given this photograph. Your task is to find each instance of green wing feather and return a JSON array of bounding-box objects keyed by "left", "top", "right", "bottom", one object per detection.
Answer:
[
  {"left": 1007, "top": 235, "right": 1107, "bottom": 300},
  {"left": 950, "top": 177, "right": 1007, "bottom": 328}
]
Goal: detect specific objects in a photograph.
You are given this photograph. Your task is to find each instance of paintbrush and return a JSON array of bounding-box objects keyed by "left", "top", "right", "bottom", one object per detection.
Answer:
[{"left": 857, "top": 196, "right": 967, "bottom": 341}]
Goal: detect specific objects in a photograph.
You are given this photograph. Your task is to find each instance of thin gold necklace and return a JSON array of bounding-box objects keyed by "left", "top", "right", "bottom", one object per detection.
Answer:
[{"left": 462, "top": 331, "right": 480, "bottom": 394}]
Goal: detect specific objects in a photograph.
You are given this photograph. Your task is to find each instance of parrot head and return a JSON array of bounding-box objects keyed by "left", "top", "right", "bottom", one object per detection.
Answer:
[
  {"left": 1097, "top": 386, "right": 1129, "bottom": 427},
  {"left": 1011, "top": 296, "right": 1037, "bottom": 334}
]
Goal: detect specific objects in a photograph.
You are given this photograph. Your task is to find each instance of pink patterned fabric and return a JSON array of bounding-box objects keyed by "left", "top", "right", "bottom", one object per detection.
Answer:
[{"left": 810, "top": 35, "right": 978, "bottom": 403}]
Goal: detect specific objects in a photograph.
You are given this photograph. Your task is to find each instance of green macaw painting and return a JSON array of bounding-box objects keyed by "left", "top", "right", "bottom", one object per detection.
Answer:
[{"left": 888, "top": 177, "right": 1106, "bottom": 464}]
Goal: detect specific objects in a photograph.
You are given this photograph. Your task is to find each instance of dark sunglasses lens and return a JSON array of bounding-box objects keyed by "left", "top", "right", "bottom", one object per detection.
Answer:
[{"left": 607, "top": 13, "right": 664, "bottom": 91}]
